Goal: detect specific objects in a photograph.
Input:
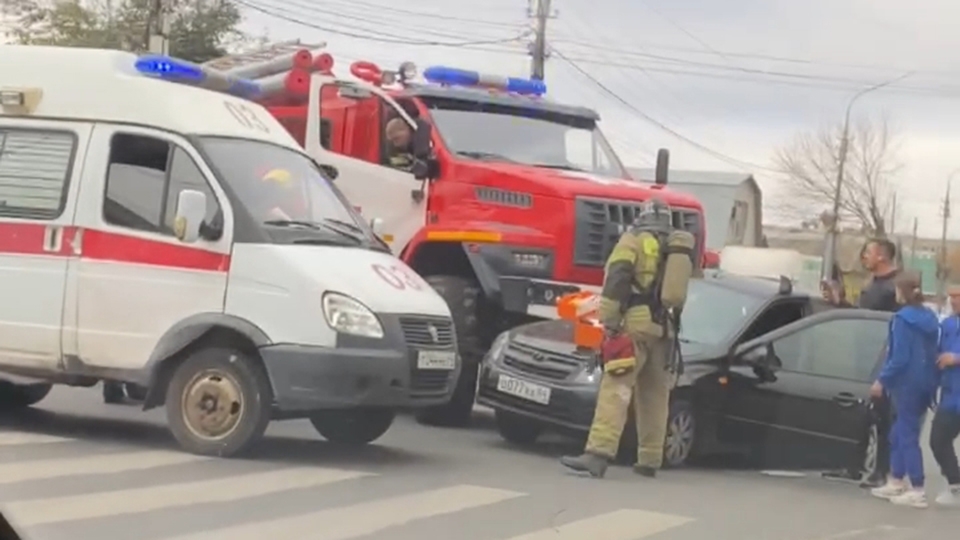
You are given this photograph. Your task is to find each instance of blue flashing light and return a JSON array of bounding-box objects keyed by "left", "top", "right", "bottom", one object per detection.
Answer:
[
  {"left": 422, "top": 66, "right": 546, "bottom": 96},
  {"left": 134, "top": 55, "right": 261, "bottom": 99}
]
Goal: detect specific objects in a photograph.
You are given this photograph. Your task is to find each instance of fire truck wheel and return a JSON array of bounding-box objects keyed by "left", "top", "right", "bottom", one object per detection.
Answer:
[
  {"left": 310, "top": 408, "right": 395, "bottom": 445},
  {"left": 165, "top": 347, "right": 272, "bottom": 457},
  {"left": 0, "top": 382, "right": 52, "bottom": 409},
  {"left": 415, "top": 275, "right": 483, "bottom": 428}
]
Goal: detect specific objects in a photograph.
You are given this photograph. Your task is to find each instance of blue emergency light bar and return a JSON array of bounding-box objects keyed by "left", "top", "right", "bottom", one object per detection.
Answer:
[
  {"left": 422, "top": 66, "right": 546, "bottom": 96},
  {"left": 134, "top": 55, "right": 262, "bottom": 99}
]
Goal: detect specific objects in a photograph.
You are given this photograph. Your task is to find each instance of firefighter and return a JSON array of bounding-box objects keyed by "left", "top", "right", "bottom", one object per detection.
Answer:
[
  {"left": 384, "top": 117, "right": 414, "bottom": 170},
  {"left": 560, "top": 197, "right": 695, "bottom": 479}
]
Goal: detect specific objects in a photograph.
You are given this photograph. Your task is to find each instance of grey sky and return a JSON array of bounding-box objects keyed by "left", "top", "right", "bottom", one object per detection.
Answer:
[{"left": 233, "top": 0, "right": 960, "bottom": 236}]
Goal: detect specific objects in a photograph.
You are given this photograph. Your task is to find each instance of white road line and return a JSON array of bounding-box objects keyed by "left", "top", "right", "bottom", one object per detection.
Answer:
[
  {"left": 154, "top": 484, "right": 527, "bottom": 540},
  {"left": 503, "top": 509, "right": 694, "bottom": 540},
  {"left": 0, "top": 432, "right": 73, "bottom": 446},
  {"left": 4, "top": 466, "right": 373, "bottom": 526},
  {"left": 0, "top": 450, "right": 208, "bottom": 484}
]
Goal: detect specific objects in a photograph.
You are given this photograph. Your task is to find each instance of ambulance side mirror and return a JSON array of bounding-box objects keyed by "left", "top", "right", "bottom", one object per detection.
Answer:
[{"left": 174, "top": 189, "right": 207, "bottom": 243}]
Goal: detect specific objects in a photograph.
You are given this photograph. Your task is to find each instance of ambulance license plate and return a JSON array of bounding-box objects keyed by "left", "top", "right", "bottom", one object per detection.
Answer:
[
  {"left": 497, "top": 374, "right": 551, "bottom": 405},
  {"left": 417, "top": 350, "right": 456, "bottom": 370}
]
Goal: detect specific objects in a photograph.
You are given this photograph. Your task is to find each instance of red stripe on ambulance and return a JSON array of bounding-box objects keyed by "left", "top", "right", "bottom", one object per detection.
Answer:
[{"left": 0, "top": 222, "right": 230, "bottom": 272}]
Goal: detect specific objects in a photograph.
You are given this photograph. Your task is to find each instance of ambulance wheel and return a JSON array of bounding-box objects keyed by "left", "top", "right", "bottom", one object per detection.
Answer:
[
  {"left": 310, "top": 408, "right": 395, "bottom": 445},
  {"left": 495, "top": 410, "right": 542, "bottom": 445},
  {"left": 415, "top": 275, "right": 483, "bottom": 427},
  {"left": 0, "top": 382, "right": 52, "bottom": 409},
  {"left": 165, "top": 347, "right": 272, "bottom": 457}
]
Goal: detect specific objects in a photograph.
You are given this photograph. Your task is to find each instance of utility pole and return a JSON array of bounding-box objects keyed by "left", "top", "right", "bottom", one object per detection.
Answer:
[
  {"left": 527, "top": 0, "right": 555, "bottom": 80},
  {"left": 820, "top": 72, "right": 913, "bottom": 281},
  {"left": 939, "top": 179, "right": 952, "bottom": 307},
  {"left": 910, "top": 217, "right": 918, "bottom": 269},
  {"left": 145, "top": 0, "right": 170, "bottom": 54}
]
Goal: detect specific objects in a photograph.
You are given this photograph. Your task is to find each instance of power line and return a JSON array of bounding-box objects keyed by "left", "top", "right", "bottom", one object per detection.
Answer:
[
  {"left": 552, "top": 48, "right": 778, "bottom": 173},
  {"left": 314, "top": 0, "right": 525, "bottom": 29},
  {"left": 237, "top": 0, "right": 528, "bottom": 47}
]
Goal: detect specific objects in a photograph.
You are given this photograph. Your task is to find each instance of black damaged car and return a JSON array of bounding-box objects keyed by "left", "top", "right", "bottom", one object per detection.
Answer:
[{"left": 477, "top": 272, "right": 890, "bottom": 475}]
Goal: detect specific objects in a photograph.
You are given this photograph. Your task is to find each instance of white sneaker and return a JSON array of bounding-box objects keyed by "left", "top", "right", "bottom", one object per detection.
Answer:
[
  {"left": 871, "top": 480, "right": 908, "bottom": 499},
  {"left": 890, "top": 489, "right": 928, "bottom": 508},
  {"left": 934, "top": 486, "right": 960, "bottom": 507}
]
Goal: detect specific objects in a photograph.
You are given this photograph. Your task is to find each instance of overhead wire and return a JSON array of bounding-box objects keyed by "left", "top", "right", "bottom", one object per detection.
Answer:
[
  {"left": 552, "top": 48, "right": 779, "bottom": 173},
  {"left": 236, "top": 0, "right": 530, "bottom": 47}
]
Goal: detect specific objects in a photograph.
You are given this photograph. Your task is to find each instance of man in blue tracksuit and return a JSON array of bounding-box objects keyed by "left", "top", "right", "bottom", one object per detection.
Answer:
[
  {"left": 869, "top": 271, "right": 939, "bottom": 508},
  {"left": 931, "top": 286, "right": 960, "bottom": 507}
]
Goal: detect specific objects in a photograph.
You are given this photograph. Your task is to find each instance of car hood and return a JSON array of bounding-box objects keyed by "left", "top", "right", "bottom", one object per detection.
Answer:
[{"left": 510, "top": 320, "right": 717, "bottom": 363}]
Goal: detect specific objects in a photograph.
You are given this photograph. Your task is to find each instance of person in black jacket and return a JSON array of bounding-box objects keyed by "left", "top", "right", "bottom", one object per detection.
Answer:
[{"left": 822, "top": 238, "right": 901, "bottom": 488}]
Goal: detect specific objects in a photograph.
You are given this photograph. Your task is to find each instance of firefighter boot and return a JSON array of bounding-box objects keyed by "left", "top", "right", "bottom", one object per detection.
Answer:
[
  {"left": 560, "top": 453, "right": 609, "bottom": 478},
  {"left": 633, "top": 465, "right": 657, "bottom": 478}
]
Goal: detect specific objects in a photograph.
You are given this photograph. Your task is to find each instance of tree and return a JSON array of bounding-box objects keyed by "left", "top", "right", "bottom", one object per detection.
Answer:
[
  {"left": 9, "top": 0, "right": 245, "bottom": 63},
  {"left": 774, "top": 115, "right": 902, "bottom": 237}
]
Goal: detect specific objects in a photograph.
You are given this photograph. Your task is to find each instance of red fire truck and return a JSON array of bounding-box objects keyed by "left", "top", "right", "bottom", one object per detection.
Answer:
[{"left": 204, "top": 46, "right": 708, "bottom": 427}]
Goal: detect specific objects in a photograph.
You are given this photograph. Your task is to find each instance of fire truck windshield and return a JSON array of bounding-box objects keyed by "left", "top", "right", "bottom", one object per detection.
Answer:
[
  {"left": 424, "top": 102, "right": 629, "bottom": 178},
  {"left": 198, "top": 137, "right": 376, "bottom": 244}
]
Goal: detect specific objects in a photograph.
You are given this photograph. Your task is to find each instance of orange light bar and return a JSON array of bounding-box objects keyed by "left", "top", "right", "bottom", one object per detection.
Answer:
[
  {"left": 425, "top": 231, "right": 502, "bottom": 243},
  {"left": 557, "top": 292, "right": 603, "bottom": 349}
]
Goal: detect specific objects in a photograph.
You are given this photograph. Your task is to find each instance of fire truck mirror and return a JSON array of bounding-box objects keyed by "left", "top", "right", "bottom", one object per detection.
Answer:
[
  {"left": 655, "top": 148, "right": 669, "bottom": 185},
  {"left": 412, "top": 118, "right": 433, "bottom": 160}
]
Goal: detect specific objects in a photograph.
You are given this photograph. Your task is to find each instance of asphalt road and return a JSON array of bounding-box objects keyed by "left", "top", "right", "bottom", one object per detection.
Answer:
[{"left": 0, "top": 387, "right": 956, "bottom": 540}]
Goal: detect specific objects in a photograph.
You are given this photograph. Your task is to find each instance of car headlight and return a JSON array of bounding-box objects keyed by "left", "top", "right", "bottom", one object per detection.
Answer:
[
  {"left": 487, "top": 331, "right": 510, "bottom": 361},
  {"left": 321, "top": 292, "right": 384, "bottom": 339}
]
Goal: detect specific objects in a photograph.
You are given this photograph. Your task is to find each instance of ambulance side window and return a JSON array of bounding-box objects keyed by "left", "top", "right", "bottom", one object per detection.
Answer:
[
  {"left": 0, "top": 128, "right": 76, "bottom": 220},
  {"left": 103, "top": 133, "right": 219, "bottom": 236}
]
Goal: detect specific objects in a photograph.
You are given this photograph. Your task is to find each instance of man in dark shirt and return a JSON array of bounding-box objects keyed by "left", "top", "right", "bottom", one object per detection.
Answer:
[{"left": 822, "top": 238, "right": 900, "bottom": 488}]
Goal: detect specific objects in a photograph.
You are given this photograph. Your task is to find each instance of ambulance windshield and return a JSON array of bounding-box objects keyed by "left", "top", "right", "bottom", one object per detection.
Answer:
[{"left": 199, "top": 137, "right": 376, "bottom": 245}]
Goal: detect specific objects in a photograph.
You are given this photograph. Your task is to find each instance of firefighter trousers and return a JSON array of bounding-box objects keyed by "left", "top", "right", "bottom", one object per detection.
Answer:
[{"left": 584, "top": 337, "right": 672, "bottom": 468}]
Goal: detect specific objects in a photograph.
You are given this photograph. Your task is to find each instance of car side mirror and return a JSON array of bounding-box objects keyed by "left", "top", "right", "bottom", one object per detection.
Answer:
[
  {"left": 369, "top": 217, "right": 383, "bottom": 235},
  {"left": 738, "top": 343, "right": 781, "bottom": 382},
  {"left": 174, "top": 189, "right": 206, "bottom": 243}
]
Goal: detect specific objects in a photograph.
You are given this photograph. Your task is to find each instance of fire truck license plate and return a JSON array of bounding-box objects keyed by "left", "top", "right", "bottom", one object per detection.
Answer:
[
  {"left": 417, "top": 350, "right": 456, "bottom": 370},
  {"left": 497, "top": 374, "right": 551, "bottom": 405},
  {"left": 527, "top": 283, "right": 581, "bottom": 306}
]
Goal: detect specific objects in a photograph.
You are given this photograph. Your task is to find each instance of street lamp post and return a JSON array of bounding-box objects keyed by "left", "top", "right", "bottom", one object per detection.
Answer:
[{"left": 820, "top": 72, "right": 913, "bottom": 282}]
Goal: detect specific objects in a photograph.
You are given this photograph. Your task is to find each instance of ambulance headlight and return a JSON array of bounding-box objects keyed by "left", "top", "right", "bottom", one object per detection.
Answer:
[{"left": 322, "top": 293, "right": 384, "bottom": 339}]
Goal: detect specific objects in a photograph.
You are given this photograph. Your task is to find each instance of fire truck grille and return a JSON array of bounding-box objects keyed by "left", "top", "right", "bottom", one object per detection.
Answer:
[{"left": 573, "top": 197, "right": 703, "bottom": 268}]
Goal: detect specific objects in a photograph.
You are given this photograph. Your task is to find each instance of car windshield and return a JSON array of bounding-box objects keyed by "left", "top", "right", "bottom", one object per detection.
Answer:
[
  {"left": 198, "top": 137, "right": 376, "bottom": 242},
  {"left": 680, "top": 279, "right": 765, "bottom": 345},
  {"left": 422, "top": 99, "right": 628, "bottom": 178}
]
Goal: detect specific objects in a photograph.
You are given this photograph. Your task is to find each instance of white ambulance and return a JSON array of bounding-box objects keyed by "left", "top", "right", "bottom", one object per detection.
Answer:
[{"left": 0, "top": 45, "right": 459, "bottom": 457}]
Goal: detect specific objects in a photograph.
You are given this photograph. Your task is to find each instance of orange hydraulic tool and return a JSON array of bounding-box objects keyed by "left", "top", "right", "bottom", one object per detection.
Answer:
[{"left": 556, "top": 291, "right": 604, "bottom": 350}]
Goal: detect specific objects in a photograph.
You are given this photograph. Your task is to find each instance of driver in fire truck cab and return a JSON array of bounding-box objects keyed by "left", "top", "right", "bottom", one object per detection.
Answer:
[{"left": 385, "top": 116, "right": 414, "bottom": 171}]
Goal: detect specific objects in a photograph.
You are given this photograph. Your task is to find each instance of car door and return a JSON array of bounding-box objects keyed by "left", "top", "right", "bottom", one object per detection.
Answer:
[
  {"left": 67, "top": 125, "right": 232, "bottom": 371},
  {"left": 729, "top": 310, "right": 890, "bottom": 469},
  {"left": 0, "top": 121, "right": 87, "bottom": 370}
]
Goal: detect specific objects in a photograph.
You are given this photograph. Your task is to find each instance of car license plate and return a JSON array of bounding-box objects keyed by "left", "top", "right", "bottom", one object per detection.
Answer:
[
  {"left": 417, "top": 350, "right": 456, "bottom": 370},
  {"left": 496, "top": 374, "right": 551, "bottom": 405}
]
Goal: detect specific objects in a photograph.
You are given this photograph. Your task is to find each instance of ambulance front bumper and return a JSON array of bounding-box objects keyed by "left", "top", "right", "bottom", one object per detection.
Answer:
[{"left": 258, "top": 315, "right": 460, "bottom": 415}]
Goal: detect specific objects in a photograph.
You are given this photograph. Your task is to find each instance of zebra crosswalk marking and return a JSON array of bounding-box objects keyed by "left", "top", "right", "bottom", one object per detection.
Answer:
[
  {"left": 501, "top": 509, "right": 694, "bottom": 540},
  {"left": 153, "top": 484, "right": 527, "bottom": 540},
  {"left": 0, "top": 450, "right": 208, "bottom": 484},
  {"left": 5, "top": 466, "right": 373, "bottom": 527},
  {"left": 0, "top": 432, "right": 73, "bottom": 446}
]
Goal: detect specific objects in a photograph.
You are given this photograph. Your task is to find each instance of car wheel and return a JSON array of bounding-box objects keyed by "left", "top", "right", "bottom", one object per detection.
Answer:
[
  {"left": 165, "top": 347, "right": 272, "bottom": 457},
  {"left": 310, "top": 408, "right": 395, "bottom": 445},
  {"left": 494, "top": 410, "right": 543, "bottom": 445},
  {"left": 663, "top": 400, "right": 697, "bottom": 468},
  {"left": 415, "top": 275, "right": 483, "bottom": 428},
  {"left": 861, "top": 423, "right": 879, "bottom": 479},
  {"left": 0, "top": 382, "right": 52, "bottom": 410}
]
